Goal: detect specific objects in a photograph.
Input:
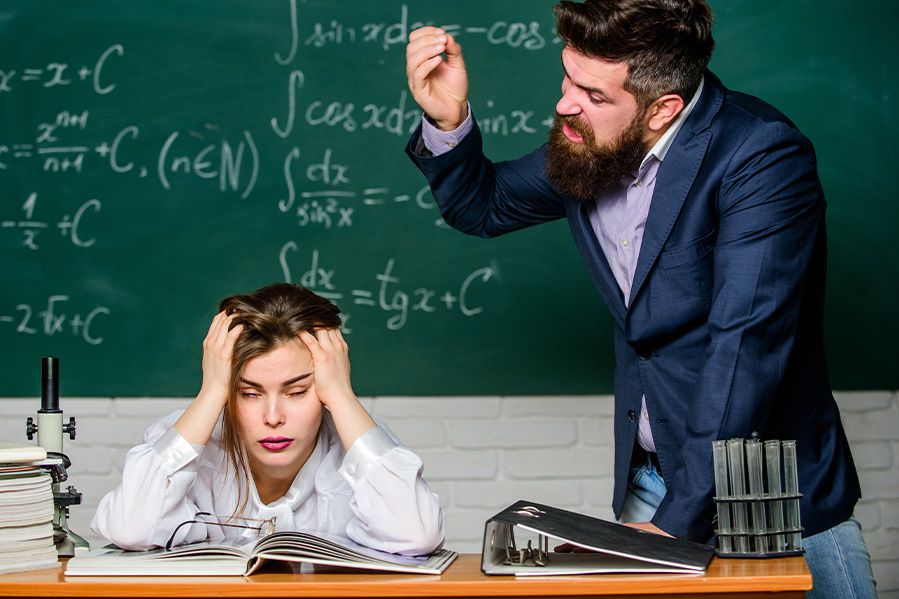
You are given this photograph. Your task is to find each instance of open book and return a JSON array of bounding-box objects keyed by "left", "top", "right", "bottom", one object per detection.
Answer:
[
  {"left": 481, "top": 500, "right": 714, "bottom": 576},
  {"left": 65, "top": 531, "right": 456, "bottom": 576}
]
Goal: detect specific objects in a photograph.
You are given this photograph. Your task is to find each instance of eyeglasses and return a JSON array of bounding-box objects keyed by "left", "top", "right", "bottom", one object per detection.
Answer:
[{"left": 165, "top": 512, "right": 277, "bottom": 551}]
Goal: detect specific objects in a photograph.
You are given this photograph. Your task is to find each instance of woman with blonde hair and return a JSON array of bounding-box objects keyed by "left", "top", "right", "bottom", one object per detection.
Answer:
[{"left": 92, "top": 283, "right": 444, "bottom": 556}]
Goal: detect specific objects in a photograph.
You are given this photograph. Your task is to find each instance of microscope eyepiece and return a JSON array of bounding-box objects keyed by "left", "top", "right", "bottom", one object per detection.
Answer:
[{"left": 40, "top": 356, "right": 61, "bottom": 413}]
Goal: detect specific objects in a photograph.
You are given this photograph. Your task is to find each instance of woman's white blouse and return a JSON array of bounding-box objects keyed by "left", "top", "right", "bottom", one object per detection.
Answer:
[{"left": 90, "top": 410, "right": 445, "bottom": 556}]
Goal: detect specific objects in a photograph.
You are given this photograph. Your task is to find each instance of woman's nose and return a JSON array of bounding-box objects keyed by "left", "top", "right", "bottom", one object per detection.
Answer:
[{"left": 263, "top": 399, "right": 286, "bottom": 426}]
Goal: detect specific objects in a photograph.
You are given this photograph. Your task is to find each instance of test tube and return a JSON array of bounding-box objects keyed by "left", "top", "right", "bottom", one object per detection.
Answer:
[
  {"left": 782, "top": 441, "right": 802, "bottom": 551},
  {"left": 712, "top": 440, "right": 732, "bottom": 553},
  {"left": 745, "top": 439, "right": 767, "bottom": 554},
  {"left": 765, "top": 440, "right": 786, "bottom": 552},
  {"left": 726, "top": 438, "right": 750, "bottom": 553}
]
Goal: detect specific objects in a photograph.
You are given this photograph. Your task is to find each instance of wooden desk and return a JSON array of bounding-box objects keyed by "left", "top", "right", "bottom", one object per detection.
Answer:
[{"left": 0, "top": 554, "right": 811, "bottom": 598}]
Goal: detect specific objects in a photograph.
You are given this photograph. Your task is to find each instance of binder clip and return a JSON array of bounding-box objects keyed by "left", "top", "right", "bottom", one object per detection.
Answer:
[
  {"left": 712, "top": 434, "right": 803, "bottom": 558},
  {"left": 485, "top": 505, "right": 550, "bottom": 567},
  {"left": 503, "top": 534, "right": 550, "bottom": 567}
]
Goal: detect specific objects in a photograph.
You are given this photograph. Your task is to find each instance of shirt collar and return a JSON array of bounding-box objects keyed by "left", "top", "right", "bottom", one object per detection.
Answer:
[{"left": 639, "top": 75, "right": 705, "bottom": 172}]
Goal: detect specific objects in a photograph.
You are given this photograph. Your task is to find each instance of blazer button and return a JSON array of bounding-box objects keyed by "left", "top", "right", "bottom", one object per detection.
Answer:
[
  {"left": 627, "top": 409, "right": 637, "bottom": 423},
  {"left": 638, "top": 351, "right": 651, "bottom": 360}
]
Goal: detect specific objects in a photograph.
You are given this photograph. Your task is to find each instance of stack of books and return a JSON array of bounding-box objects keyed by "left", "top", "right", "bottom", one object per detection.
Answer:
[{"left": 0, "top": 442, "right": 58, "bottom": 574}]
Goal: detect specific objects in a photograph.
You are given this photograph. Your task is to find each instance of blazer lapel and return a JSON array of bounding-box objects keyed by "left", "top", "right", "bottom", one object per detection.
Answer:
[
  {"left": 627, "top": 73, "right": 724, "bottom": 308},
  {"left": 628, "top": 133, "right": 711, "bottom": 306},
  {"left": 572, "top": 202, "right": 627, "bottom": 327}
]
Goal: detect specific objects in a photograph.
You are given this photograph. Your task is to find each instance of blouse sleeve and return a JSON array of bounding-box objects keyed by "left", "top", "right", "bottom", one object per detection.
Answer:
[
  {"left": 338, "top": 422, "right": 445, "bottom": 556},
  {"left": 90, "top": 410, "right": 212, "bottom": 550}
]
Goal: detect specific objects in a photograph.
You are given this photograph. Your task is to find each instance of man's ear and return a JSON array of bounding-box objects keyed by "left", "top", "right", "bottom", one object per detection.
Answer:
[{"left": 645, "top": 94, "right": 685, "bottom": 133}]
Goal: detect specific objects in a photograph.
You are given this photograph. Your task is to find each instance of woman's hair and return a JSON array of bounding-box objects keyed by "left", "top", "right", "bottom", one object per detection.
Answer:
[
  {"left": 216, "top": 283, "right": 341, "bottom": 517},
  {"left": 554, "top": 0, "right": 715, "bottom": 109}
]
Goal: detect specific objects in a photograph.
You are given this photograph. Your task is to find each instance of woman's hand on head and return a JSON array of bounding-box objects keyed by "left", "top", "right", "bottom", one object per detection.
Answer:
[
  {"left": 177, "top": 311, "right": 243, "bottom": 445},
  {"left": 199, "top": 311, "right": 243, "bottom": 406},
  {"left": 299, "top": 328, "right": 355, "bottom": 408},
  {"left": 299, "top": 328, "right": 375, "bottom": 449}
]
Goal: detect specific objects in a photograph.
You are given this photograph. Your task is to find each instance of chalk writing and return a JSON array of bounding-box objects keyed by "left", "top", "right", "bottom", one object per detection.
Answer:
[
  {"left": 278, "top": 245, "right": 496, "bottom": 331},
  {"left": 0, "top": 115, "right": 143, "bottom": 176},
  {"left": 277, "top": 146, "right": 443, "bottom": 229},
  {"left": 2, "top": 192, "right": 101, "bottom": 250},
  {"left": 0, "top": 0, "right": 561, "bottom": 382},
  {"left": 0, "top": 44, "right": 122, "bottom": 95},
  {"left": 303, "top": 5, "right": 551, "bottom": 51},
  {"left": 0, "top": 296, "right": 110, "bottom": 345},
  {"left": 302, "top": 90, "right": 430, "bottom": 136},
  {"left": 271, "top": 70, "right": 305, "bottom": 139},
  {"left": 479, "top": 100, "right": 537, "bottom": 135},
  {"left": 36, "top": 110, "right": 89, "bottom": 144},
  {"left": 157, "top": 128, "right": 259, "bottom": 199},
  {"left": 275, "top": 0, "right": 299, "bottom": 65}
]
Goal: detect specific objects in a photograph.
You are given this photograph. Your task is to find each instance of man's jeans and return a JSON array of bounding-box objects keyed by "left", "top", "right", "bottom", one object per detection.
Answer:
[{"left": 621, "top": 461, "right": 877, "bottom": 599}]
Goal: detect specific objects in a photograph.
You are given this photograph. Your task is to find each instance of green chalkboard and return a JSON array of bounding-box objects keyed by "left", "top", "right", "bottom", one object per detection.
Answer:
[{"left": 1, "top": 1, "right": 896, "bottom": 397}]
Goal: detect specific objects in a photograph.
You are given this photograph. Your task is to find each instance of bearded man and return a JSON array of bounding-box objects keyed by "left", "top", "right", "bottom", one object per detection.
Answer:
[{"left": 405, "top": 0, "right": 875, "bottom": 596}]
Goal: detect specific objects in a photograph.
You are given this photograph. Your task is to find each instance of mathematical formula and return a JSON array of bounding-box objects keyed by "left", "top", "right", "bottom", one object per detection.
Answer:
[
  {"left": 0, "top": 45, "right": 123, "bottom": 96},
  {"left": 2, "top": 192, "right": 100, "bottom": 250},
  {"left": 279, "top": 245, "right": 495, "bottom": 332},
  {"left": 1, "top": 0, "right": 553, "bottom": 350},
  {"left": 287, "top": 2, "right": 559, "bottom": 54},
  {"left": 0, "top": 296, "right": 109, "bottom": 345}
]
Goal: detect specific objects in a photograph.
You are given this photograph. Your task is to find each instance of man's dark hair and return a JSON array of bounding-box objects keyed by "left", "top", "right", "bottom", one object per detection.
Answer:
[{"left": 554, "top": 0, "right": 715, "bottom": 107}]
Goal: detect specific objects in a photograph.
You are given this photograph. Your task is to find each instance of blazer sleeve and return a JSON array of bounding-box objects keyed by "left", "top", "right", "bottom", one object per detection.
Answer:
[
  {"left": 651, "top": 121, "right": 827, "bottom": 539},
  {"left": 406, "top": 118, "right": 566, "bottom": 236}
]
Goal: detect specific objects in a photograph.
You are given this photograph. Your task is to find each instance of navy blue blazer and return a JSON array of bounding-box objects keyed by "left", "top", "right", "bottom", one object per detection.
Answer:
[{"left": 406, "top": 71, "right": 861, "bottom": 542}]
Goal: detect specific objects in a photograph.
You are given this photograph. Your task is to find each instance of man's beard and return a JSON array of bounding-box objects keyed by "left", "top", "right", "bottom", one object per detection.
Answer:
[{"left": 545, "top": 111, "right": 647, "bottom": 202}]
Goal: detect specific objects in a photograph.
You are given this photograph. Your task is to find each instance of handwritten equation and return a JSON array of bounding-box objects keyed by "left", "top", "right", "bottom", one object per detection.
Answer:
[
  {"left": 291, "top": 3, "right": 559, "bottom": 54},
  {"left": 1, "top": 0, "right": 557, "bottom": 351},
  {"left": 279, "top": 245, "right": 495, "bottom": 332},
  {"left": 2, "top": 192, "right": 100, "bottom": 250},
  {"left": 0, "top": 44, "right": 123, "bottom": 95},
  {"left": 0, "top": 295, "right": 110, "bottom": 345}
]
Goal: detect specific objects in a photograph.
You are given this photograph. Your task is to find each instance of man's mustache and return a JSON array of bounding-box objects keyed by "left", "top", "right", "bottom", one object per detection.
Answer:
[{"left": 556, "top": 113, "right": 593, "bottom": 141}]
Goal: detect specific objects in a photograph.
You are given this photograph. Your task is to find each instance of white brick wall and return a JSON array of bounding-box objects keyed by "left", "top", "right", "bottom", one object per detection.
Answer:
[{"left": 1, "top": 392, "right": 896, "bottom": 595}]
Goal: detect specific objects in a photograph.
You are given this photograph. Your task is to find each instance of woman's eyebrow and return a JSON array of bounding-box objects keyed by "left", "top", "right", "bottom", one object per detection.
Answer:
[
  {"left": 280, "top": 372, "right": 312, "bottom": 387},
  {"left": 238, "top": 378, "right": 264, "bottom": 390},
  {"left": 239, "top": 372, "right": 312, "bottom": 389}
]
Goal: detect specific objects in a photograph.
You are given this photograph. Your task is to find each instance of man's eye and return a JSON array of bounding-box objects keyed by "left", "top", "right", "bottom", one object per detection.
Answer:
[{"left": 589, "top": 94, "right": 605, "bottom": 106}]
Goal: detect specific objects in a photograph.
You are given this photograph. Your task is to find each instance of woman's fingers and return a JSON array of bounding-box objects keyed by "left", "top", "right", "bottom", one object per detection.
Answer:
[
  {"left": 225, "top": 321, "right": 243, "bottom": 347},
  {"left": 212, "top": 313, "right": 236, "bottom": 350},
  {"left": 204, "top": 311, "right": 224, "bottom": 345}
]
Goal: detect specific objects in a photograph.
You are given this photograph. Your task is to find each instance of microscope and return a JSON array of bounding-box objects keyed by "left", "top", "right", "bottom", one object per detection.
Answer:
[{"left": 25, "top": 357, "right": 89, "bottom": 557}]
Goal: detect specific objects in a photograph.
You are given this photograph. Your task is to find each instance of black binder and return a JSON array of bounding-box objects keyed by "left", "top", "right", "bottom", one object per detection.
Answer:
[{"left": 481, "top": 500, "right": 715, "bottom": 576}]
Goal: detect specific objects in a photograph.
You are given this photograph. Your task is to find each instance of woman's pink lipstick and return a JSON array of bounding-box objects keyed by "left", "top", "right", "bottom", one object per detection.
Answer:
[{"left": 259, "top": 437, "right": 294, "bottom": 452}]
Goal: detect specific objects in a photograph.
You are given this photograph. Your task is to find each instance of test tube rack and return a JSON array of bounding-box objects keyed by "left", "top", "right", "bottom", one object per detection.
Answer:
[{"left": 712, "top": 436, "right": 803, "bottom": 558}]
